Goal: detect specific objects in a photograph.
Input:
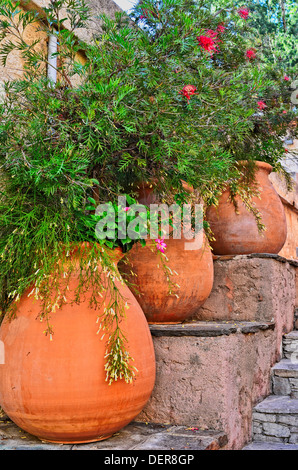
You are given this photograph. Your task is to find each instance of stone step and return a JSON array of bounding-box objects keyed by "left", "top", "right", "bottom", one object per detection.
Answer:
[
  {"left": 242, "top": 441, "right": 298, "bottom": 450},
  {"left": 0, "top": 415, "right": 227, "bottom": 450},
  {"left": 283, "top": 331, "right": 298, "bottom": 360},
  {"left": 252, "top": 395, "right": 298, "bottom": 445},
  {"left": 272, "top": 359, "right": 298, "bottom": 398}
]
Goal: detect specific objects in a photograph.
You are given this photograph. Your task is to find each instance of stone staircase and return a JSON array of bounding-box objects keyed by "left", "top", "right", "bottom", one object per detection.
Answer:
[{"left": 243, "top": 326, "right": 298, "bottom": 450}]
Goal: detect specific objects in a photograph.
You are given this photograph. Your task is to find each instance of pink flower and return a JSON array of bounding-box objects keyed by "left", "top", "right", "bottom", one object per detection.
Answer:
[
  {"left": 284, "top": 75, "right": 290, "bottom": 81},
  {"left": 124, "top": 207, "right": 130, "bottom": 212},
  {"left": 155, "top": 237, "right": 167, "bottom": 253},
  {"left": 179, "top": 85, "right": 197, "bottom": 104},
  {"left": 257, "top": 100, "right": 267, "bottom": 110},
  {"left": 246, "top": 48, "right": 256, "bottom": 60},
  {"left": 283, "top": 110, "right": 287, "bottom": 114},
  {"left": 197, "top": 31, "right": 220, "bottom": 54},
  {"left": 238, "top": 7, "right": 250, "bottom": 19}
]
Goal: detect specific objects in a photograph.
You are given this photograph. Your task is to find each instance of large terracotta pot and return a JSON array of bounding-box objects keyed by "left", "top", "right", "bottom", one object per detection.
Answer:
[
  {"left": 119, "top": 235, "right": 213, "bottom": 324},
  {"left": 0, "top": 247, "right": 155, "bottom": 444},
  {"left": 206, "top": 161, "right": 287, "bottom": 255},
  {"left": 133, "top": 179, "right": 193, "bottom": 206}
]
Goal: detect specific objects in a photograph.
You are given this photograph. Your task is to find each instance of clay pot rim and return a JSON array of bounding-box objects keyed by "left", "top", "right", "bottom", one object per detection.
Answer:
[
  {"left": 237, "top": 160, "right": 273, "bottom": 174},
  {"left": 134, "top": 178, "right": 193, "bottom": 193}
]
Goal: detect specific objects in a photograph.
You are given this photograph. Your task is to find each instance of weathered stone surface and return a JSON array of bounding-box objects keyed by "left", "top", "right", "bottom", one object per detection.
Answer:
[
  {"left": 272, "top": 376, "right": 292, "bottom": 396},
  {"left": 149, "top": 321, "right": 274, "bottom": 338},
  {"left": 289, "top": 433, "right": 298, "bottom": 444},
  {"left": 243, "top": 441, "right": 298, "bottom": 450},
  {"left": 138, "top": 320, "right": 277, "bottom": 450},
  {"left": 139, "top": 255, "right": 298, "bottom": 450},
  {"left": 0, "top": 416, "right": 227, "bottom": 451},
  {"left": 254, "top": 395, "right": 298, "bottom": 415},
  {"left": 20, "top": 0, "right": 123, "bottom": 45},
  {"left": 251, "top": 434, "right": 285, "bottom": 443},
  {"left": 294, "top": 308, "right": 298, "bottom": 330},
  {"left": 278, "top": 414, "right": 298, "bottom": 426},
  {"left": 283, "top": 330, "right": 298, "bottom": 359},
  {"left": 252, "top": 412, "right": 276, "bottom": 423},
  {"left": 1, "top": 0, "right": 123, "bottom": 84},
  {"left": 252, "top": 422, "right": 263, "bottom": 434},
  {"left": 262, "top": 422, "right": 290, "bottom": 438},
  {"left": 289, "top": 379, "right": 298, "bottom": 398},
  {"left": 284, "top": 330, "right": 298, "bottom": 341},
  {"left": 272, "top": 359, "right": 298, "bottom": 378},
  {"left": 195, "top": 255, "right": 296, "bottom": 340}
]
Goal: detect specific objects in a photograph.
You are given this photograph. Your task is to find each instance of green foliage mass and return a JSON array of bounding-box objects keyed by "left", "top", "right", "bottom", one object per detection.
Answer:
[{"left": 0, "top": 0, "right": 296, "bottom": 381}]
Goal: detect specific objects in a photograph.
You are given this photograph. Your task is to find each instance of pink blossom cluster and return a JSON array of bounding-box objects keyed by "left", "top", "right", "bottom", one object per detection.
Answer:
[
  {"left": 197, "top": 29, "right": 220, "bottom": 55},
  {"left": 238, "top": 7, "right": 250, "bottom": 20}
]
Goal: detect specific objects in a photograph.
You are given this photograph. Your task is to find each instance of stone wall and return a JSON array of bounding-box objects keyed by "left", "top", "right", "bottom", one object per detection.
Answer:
[
  {"left": 20, "top": 0, "right": 122, "bottom": 44},
  {"left": 138, "top": 322, "right": 276, "bottom": 450},
  {"left": 136, "top": 255, "right": 298, "bottom": 450},
  {"left": 0, "top": 0, "right": 122, "bottom": 85},
  {"left": 195, "top": 254, "right": 297, "bottom": 326}
]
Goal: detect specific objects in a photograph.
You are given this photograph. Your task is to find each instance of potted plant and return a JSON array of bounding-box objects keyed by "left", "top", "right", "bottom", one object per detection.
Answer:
[
  {"left": 0, "top": 0, "right": 295, "bottom": 442},
  {"left": 0, "top": 180, "right": 158, "bottom": 443},
  {"left": 0, "top": 1, "right": 158, "bottom": 444},
  {"left": 205, "top": 160, "right": 288, "bottom": 255},
  {"left": 119, "top": 181, "right": 214, "bottom": 324},
  {"left": 197, "top": 2, "right": 297, "bottom": 255}
]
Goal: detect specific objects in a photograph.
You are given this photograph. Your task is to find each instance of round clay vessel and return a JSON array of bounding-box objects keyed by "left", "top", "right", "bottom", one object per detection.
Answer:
[
  {"left": 206, "top": 161, "right": 287, "bottom": 255},
  {"left": 134, "top": 179, "right": 193, "bottom": 206},
  {"left": 119, "top": 235, "right": 213, "bottom": 324},
  {"left": 0, "top": 247, "right": 155, "bottom": 444}
]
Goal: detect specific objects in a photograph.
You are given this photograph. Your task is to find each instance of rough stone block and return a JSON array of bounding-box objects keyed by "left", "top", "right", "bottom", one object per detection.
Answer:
[
  {"left": 252, "top": 412, "right": 276, "bottom": 423},
  {"left": 289, "top": 434, "right": 298, "bottom": 444},
  {"left": 277, "top": 415, "right": 298, "bottom": 426},
  {"left": 195, "top": 254, "right": 297, "bottom": 328},
  {"left": 262, "top": 422, "right": 290, "bottom": 438},
  {"left": 252, "top": 422, "right": 263, "bottom": 434},
  {"left": 139, "top": 321, "right": 276, "bottom": 450},
  {"left": 272, "top": 376, "right": 291, "bottom": 396},
  {"left": 252, "top": 434, "right": 286, "bottom": 443}
]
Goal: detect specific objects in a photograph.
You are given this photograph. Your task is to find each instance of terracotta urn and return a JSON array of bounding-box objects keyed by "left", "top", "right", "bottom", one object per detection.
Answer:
[
  {"left": 133, "top": 179, "right": 193, "bottom": 206},
  {"left": 119, "top": 235, "right": 214, "bottom": 324},
  {"left": 206, "top": 161, "right": 287, "bottom": 255},
  {"left": 0, "top": 247, "right": 156, "bottom": 444}
]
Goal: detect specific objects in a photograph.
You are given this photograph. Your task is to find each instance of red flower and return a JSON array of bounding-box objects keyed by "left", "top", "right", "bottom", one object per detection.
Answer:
[
  {"left": 197, "top": 30, "right": 220, "bottom": 54},
  {"left": 217, "top": 23, "right": 226, "bottom": 33},
  {"left": 284, "top": 75, "right": 290, "bottom": 81},
  {"left": 179, "top": 85, "right": 197, "bottom": 103},
  {"left": 246, "top": 48, "right": 256, "bottom": 60},
  {"left": 205, "top": 29, "right": 218, "bottom": 38},
  {"left": 257, "top": 100, "right": 267, "bottom": 110},
  {"left": 238, "top": 7, "right": 250, "bottom": 19}
]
